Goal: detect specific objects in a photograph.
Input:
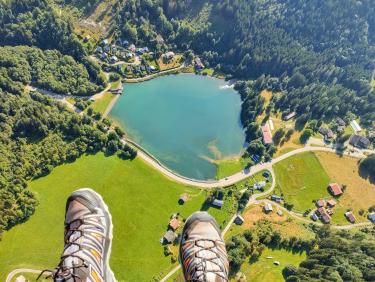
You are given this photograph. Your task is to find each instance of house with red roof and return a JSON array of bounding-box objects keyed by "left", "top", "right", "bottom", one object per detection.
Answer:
[
  {"left": 261, "top": 124, "right": 273, "bottom": 145},
  {"left": 328, "top": 183, "right": 343, "bottom": 196}
]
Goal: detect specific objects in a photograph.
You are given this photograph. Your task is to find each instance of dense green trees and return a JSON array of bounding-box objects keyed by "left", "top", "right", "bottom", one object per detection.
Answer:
[
  {"left": 284, "top": 228, "right": 375, "bottom": 281},
  {"left": 0, "top": 89, "right": 136, "bottom": 236},
  {"left": 112, "top": 0, "right": 375, "bottom": 128},
  {"left": 0, "top": 46, "right": 104, "bottom": 96},
  {"left": 359, "top": 155, "right": 375, "bottom": 181}
]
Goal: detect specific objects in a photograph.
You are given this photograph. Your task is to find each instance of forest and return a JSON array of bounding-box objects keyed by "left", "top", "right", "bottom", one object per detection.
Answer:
[
  {"left": 111, "top": 0, "right": 375, "bottom": 131},
  {"left": 0, "top": 0, "right": 137, "bottom": 237},
  {"left": 0, "top": 46, "right": 104, "bottom": 96}
]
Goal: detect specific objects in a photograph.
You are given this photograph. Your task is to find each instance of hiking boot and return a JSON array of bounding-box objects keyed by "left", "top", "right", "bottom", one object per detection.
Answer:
[
  {"left": 39, "top": 188, "right": 116, "bottom": 282},
  {"left": 179, "top": 211, "right": 229, "bottom": 282}
]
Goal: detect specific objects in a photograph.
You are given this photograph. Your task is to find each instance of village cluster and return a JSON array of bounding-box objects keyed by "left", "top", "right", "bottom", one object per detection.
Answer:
[{"left": 94, "top": 37, "right": 205, "bottom": 79}]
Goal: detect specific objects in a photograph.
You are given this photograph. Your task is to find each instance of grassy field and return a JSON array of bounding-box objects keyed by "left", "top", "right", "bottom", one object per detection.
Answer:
[
  {"left": 158, "top": 54, "right": 182, "bottom": 71},
  {"left": 231, "top": 248, "right": 306, "bottom": 282},
  {"left": 315, "top": 151, "right": 375, "bottom": 224},
  {"left": 273, "top": 152, "right": 331, "bottom": 212},
  {"left": 90, "top": 92, "right": 116, "bottom": 113},
  {"left": 226, "top": 205, "right": 315, "bottom": 241},
  {"left": 0, "top": 153, "right": 233, "bottom": 281},
  {"left": 215, "top": 158, "right": 248, "bottom": 179}
]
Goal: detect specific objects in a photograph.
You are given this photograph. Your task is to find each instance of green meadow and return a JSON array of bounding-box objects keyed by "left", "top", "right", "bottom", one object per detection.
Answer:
[
  {"left": 273, "top": 152, "right": 331, "bottom": 212},
  {"left": 0, "top": 153, "right": 232, "bottom": 281}
]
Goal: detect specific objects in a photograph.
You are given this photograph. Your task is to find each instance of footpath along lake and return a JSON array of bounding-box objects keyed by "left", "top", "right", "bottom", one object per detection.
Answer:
[{"left": 110, "top": 74, "right": 246, "bottom": 180}]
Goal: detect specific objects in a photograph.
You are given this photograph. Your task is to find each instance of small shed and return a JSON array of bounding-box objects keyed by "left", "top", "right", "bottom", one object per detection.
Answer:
[
  {"left": 271, "top": 195, "right": 282, "bottom": 203},
  {"left": 264, "top": 203, "right": 273, "bottom": 213},
  {"left": 234, "top": 215, "right": 244, "bottom": 225},
  {"left": 311, "top": 213, "right": 318, "bottom": 221}
]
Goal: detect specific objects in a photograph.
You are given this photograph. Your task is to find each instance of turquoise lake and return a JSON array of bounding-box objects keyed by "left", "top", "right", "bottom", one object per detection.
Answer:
[{"left": 109, "top": 74, "right": 246, "bottom": 180}]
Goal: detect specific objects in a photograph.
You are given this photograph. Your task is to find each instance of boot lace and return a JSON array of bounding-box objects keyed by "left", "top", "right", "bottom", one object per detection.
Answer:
[
  {"left": 38, "top": 214, "right": 104, "bottom": 281},
  {"left": 186, "top": 239, "right": 228, "bottom": 282}
]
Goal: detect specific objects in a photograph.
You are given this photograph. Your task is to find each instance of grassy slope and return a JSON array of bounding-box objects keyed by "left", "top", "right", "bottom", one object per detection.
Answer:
[
  {"left": 315, "top": 151, "right": 375, "bottom": 224},
  {"left": 215, "top": 158, "right": 247, "bottom": 179},
  {"left": 273, "top": 152, "right": 331, "bottom": 212},
  {"left": 231, "top": 248, "right": 306, "bottom": 282},
  {"left": 90, "top": 92, "right": 116, "bottom": 113},
  {"left": 0, "top": 153, "right": 231, "bottom": 281}
]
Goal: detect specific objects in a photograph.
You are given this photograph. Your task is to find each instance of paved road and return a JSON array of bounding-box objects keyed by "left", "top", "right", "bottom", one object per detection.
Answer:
[
  {"left": 123, "top": 64, "right": 185, "bottom": 83},
  {"left": 132, "top": 144, "right": 366, "bottom": 189},
  {"left": 6, "top": 268, "right": 41, "bottom": 282}
]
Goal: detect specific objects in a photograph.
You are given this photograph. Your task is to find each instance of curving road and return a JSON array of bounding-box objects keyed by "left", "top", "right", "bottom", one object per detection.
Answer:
[{"left": 132, "top": 144, "right": 366, "bottom": 189}]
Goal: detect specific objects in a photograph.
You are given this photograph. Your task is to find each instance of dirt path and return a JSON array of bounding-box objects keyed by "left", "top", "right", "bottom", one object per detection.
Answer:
[{"left": 6, "top": 268, "right": 41, "bottom": 282}]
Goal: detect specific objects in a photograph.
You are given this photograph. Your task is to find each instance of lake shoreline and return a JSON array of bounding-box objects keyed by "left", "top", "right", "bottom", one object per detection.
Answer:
[{"left": 109, "top": 74, "right": 246, "bottom": 180}]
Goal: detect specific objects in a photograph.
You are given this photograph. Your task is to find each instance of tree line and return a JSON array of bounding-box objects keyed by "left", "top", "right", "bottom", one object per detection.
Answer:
[{"left": 111, "top": 0, "right": 375, "bottom": 132}]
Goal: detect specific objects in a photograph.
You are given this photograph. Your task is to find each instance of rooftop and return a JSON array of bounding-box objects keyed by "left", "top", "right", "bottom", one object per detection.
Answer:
[
  {"left": 329, "top": 183, "right": 343, "bottom": 196},
  {"left": 261, "top": 124, "right": 273, "bottom": 144}
]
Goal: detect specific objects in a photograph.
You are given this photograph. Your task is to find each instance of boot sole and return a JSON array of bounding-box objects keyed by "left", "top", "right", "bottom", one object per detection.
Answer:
[{"left": 67, "top": 188, "right": 116, "bottom": 282}]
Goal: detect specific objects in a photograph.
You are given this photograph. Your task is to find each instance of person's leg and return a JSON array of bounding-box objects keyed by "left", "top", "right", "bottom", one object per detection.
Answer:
[
  {"left": 39, "top": 188, "right": 116, "bottom": 282},
  {"left": 179, "top": 212, "right": 229, "bottom": 281}
]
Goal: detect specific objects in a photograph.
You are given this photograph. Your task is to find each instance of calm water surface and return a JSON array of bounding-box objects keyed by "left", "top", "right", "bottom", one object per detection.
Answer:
[{"left": 110, "top": 74, "right": 245, "bottom": 180}]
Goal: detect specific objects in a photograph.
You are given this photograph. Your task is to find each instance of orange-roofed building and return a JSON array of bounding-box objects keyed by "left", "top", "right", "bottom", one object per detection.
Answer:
[
  {"left": 169, "top": 218, "right": 181, "bottom": 231},
  {"left": 261, "top": 124, "right": 273, "bottom": 145},
  {"left": 328, "top": 183, "right": 343, "bottom": 196}
]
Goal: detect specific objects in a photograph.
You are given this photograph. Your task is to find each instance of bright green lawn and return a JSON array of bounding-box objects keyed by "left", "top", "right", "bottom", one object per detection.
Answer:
[
  {"left": 201, "top": 68, "right": 214, "bottom": 76},
  {"left": 0, "top": 153, "right": 232, "bottom": 281},
  {"left": 232, "top": 248, "right": 306, "bottom": 282},
  {"left": 90, "top": 92, "right": 115, "bottom": 114},
  {"left": 215, "top": 158, "right": 248, "bottom": 179},
  {"left": 273, "top": 152, "right": 331, "bottom": 212},
  {"left": 110, "top": 80, "right": 121, "bottom": 90}
]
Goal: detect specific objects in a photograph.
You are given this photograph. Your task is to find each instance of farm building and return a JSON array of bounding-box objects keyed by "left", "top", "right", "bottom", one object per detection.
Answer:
[
  {"left": 271, "top": 195, "right": 282, "bottom": 203},
  {"left": 311, "top": 213, "right": 318, "bottom": 221},
  {"left": 328, "top": 183, "right": 343, "bottom": 196},
  {"left": 321, "top": 213, "right": 331, "bottom": 224},
  {"left": 316, "top": 199, "right": 326, "bottom": 208},
  {"left": 345, "top": 212, "right": 356, "bottom": 223},
  {"left": 264, "top": 203, "right": 273, "bottom": 213},
  {"left": 349, "top": 135, "right": 370, "bottom": 149},
  {"left": 318, "top": 127, "right": 334, "bottom": 140},
  {"left": 261, "top": 124, "right": 273, "bottom": 145},
  {"left": 327, "top": 199, "right": 336, "bottom": 208},
  {"left": 350, "top": 120, "right": 362, "bottom": 132},
  {"left": 368, "top": 213, "right": 375, "bottom": 223}
]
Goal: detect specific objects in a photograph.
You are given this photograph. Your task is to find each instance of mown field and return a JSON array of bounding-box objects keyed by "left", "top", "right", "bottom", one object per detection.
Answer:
[
  {"left": 230, "top": 248, "right": 306, "bottom": 282},
  {"left": 0, "top": 153, "right": 232, "bottom": 282},
  {"left": 315, "top": 151, "right": 375, "bottom": 224},
  {"left": 273, "top": 152, "right": 331, "bottom": 212},
  {"left": 90, "top": 92, "right": 116, "bottom": 113}
]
